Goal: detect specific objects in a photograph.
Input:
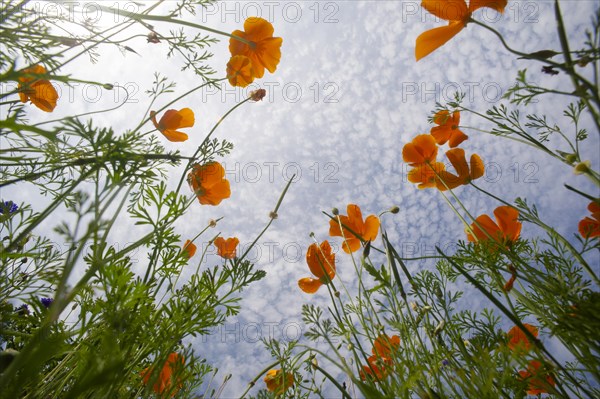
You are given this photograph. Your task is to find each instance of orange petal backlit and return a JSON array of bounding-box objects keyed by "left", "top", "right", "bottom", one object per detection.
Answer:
[
  {"left": 507, "top": 323, "right": 538, "bottom": 352},
  {"left": 416, "top": 0, "right": 507, "bottom": 61},
  {"left": 421, "top": 0, "right": 468, "bottom": 21},
  {"left": 402, "top": 134, "right": 439, "bottom": 166},
  {"left": 329, "top": 204, "right": 380, "bottom": 254},
  {"left": 578, "top": 201, "right": 600, "bottom": 238},
  {"left": 150, "top": 108, "right": 194, "bottom": 142},
  {"left": 187, "top": 162, "right": 231, "bottom": 206},
  {"left": 214, "top": 236, "right": 240, "bottom": 259},
  {"left": 416, "top": 21, "right": 465, "bottom": 61},
  {"left": 229, "top": 17, "right": 283, "bottom": 79},
  {"left": 17, "top": 65, "right": 59, "bottom": 112},
  {"left": 431, "top": 110, "right": 468, "bottom": 148},
  {"left": 299, "top": 240, "right": 335, "bottom": 294},
  {"left": 264, "top": 369, "right": 294, "bottom": 394},
  {"left": 227, "top": 55, "right": 255, "bottom": 87},
  {"left": 182, "top": 240, "right": 197, "bottom": 259}
]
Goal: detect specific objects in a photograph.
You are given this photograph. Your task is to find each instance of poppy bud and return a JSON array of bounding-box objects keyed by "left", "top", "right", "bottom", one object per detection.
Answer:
[
  {"left": 103, "top": 83, "right": 114, "bottom": 90},
  {"left": 434, "top": 320, "right": 445, "bottom": 335},
  {"left": 362, "top": 240, "right": 371, "bottom": 258},
  {"left": 577, "top": 56, "right": 590, "bottom": 67},
  {"left": 147, "top": 32, "right": 160, "bottom": 43},
  {"left": 557, "top": 150, "right": 578, "bottom": 164},
  {"left": 332, "top": 207, "right": 339, "bottom": 215},
  {"left": 574, "top": 160, "right": 591, "bottom": 175},
  {"left": 390, "top": 206, "right": 400, "bottom": 214},
  {"left": 249, "top": 88, "right": 266, "bottom": 101},
  {"left": 59, "top": 37, "right": 79, "bottom": 47}
]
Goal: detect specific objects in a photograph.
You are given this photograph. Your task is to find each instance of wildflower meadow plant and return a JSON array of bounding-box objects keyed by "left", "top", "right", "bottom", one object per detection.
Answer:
[
  {"left": 1, "top": 1, "right": 598, "bottom": 399},
  {"left": 0, "top": 1, "right": 288, "bottom": 397},
  {"left": 251, "top": 2, "right": 600, "bottom": 399}
]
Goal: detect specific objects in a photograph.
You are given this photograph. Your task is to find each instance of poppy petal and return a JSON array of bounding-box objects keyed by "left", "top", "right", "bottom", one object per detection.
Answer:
[
  {"left": 402, "top": 134, "right": 438, "bottom": 165},
  {"left": 416, "top": 21, "right": 465, "bottom": 61},
  {"left": 176, "top": 108, "right": 195, "bottom": 128},
  {"left": 445, "top": 148, "right": 469, "bottom": 179},
  {"left": 183, "top": 240, "right": 197, "bottom": 259},
  {"left": 363, "top": 215, "right": 380, "bottom": 242},
  {"left": 342, "top": 237, "right": 361, "bottom": 253},
  {"left": 470, "top": 153, "right": 485, "bottom": 180},
  {"left": 161, "top": 129, "right": 189, "bottom": 142},
  {"left": 447, "top": 128, "right": 468, "bottom": 148},
  {"left": 421, "top": 0, "right": 468, "bottom": 20},
  {"left": 430, "top": 126, "right": 451, "bottom": 146},
  {"left": 466, "top": 214, "right": 500, "bottom": 242},
  {"left": 256, "top": 37, "right": 283, "bottom": 74},
  {"left": 298, "top": 277, "right": 323, "bottom": 293},
  {"left": 468, "top": 0, "right": 508, "bottom": 14},
  {"left": 493, "top": 205, "right": 521, "bottom": 242}
]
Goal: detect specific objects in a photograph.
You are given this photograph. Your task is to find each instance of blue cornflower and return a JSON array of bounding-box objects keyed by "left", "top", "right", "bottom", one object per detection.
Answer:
[
  {"left": 40, "top": 297, "right": 53, "bottom": 308},
  {"left": 0, "top": 201, "right": 18, "bottom": 214}
]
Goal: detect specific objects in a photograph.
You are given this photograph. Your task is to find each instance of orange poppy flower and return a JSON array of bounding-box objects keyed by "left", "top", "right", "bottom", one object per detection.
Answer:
[
  {"left": 436, "top": 148, "right": 484, "bottom": 190},
  {"left": 466, "top": 205, "right": 521, "bottom": 246},
  {"left": 226, "top": 55, "right": 255, "bottom": 87},
  {"left": 182, "top": 240, "right": 197, "bottom": 259},
  {"left": 264, "top": 369, "right": 294, "bottom": 394},
  {"left": 430, "top": 110, "right": 468, "bottom": 148},
  {"left": 402, "top": 134, "right": 439, "bottom": 167},
  {"left": 298, "top": 240, "right": 336, "bottom": 294},
  {"left": 229, "top": 17, "right": 283, "bottom": 79},
  {"left": 329, "top": 204, "right": 380, "bottom": 253},
  {"left": 518, "top": 360, "right": 556, "bottom": 395},
  {"left": 578, "top": 201, "right": 600, "bottom": 238},
  {"left": 141, "top": 352, "right": 185, "bottom": 397},
  {"left": 187, "top": 162, "right": 231, "bottom": 205},
  {"left": 213, "top": 236, "right": 239, "bottom": 259},
  {"left": 150, "top": 108, "right": 194, "bottom": 142},
  {"left": 360, "top": 334, "right": 400, "bottom": 381},
  {"left": 416, "top": 0, "right": 508, "bottom": 61},
  {"left": 407, "top": 162, "right": 446, "bottom": 189},
  {"left": 17, "top": 65, "right": 59, "bottom": 112},
  {"left": 507, "top": 323, "right": 538, "bottom": 352}
]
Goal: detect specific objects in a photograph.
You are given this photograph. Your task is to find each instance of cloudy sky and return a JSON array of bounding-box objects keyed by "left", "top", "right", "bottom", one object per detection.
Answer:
[{"left": 6, "top": 0, "right": 600, "bottom": 397}]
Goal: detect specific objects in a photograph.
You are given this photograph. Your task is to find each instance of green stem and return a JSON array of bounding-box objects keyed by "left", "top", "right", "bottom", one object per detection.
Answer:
[
  {"left": 238, "top": 360, "right": 282, "bottom": 399},
  {"left": 174, "top": 95, "right": 250, "bottom": 196},
  {"left": 96, "top": 5, "right": 256, "bottom": 48}
]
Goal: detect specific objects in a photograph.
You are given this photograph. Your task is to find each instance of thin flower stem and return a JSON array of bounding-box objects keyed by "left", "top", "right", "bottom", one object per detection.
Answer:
[
  {"left": 174, "top": 95, "right": 250, "bottom": 197},
  {"left": 33, "top": 84, "right": 131, "bottom": 127},
  {"left": 312, "top": 363, "right": 352, "bottom": 399},
  {"left": 95, "top": 5, "right": 256, "bottom": 48},
  {"left": 237, "top": 176, "right": 294, "bottom": 262},
  {"left": 470, "top": 17, "right": 600, "bottom": 132}
]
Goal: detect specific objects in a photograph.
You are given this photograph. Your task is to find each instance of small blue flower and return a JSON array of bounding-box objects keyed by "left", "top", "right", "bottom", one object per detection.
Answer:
[
  {"left": 0, "top": 201, "right": 18, "bottom": 214},
  {"left": 40, "top": 297, "right": 53, "bottom": 308}
]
